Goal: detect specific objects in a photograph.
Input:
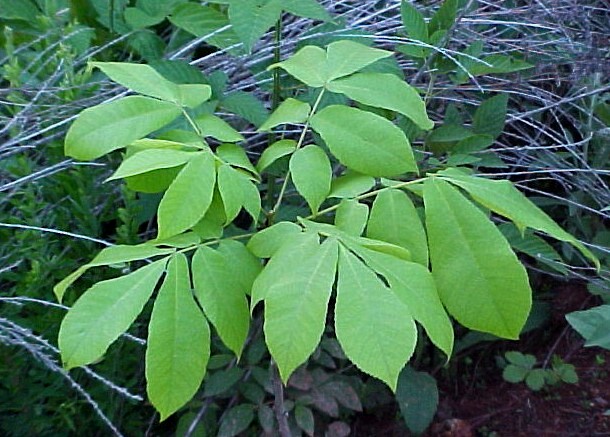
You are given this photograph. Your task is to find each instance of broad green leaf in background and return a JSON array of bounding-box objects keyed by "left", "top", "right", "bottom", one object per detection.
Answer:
[
  {"left": 0, "top": 0, "right": 39, "bottom": 20},
  {"left": 91, "top": 62, "right": 180, "bottom": 102},
  {"left": 222, "top": 91, "right": 270, "bottom": 127},
  {"left": 367, "top": 189, "right": 428, "bottom": 266},
  {"left": 329, "top": 171, "right": 376, "bottom": 198},
  {"left": 428, "top": 0, "right": 457, "bottom": 35},
  {"left": 258, "top": 98, "right": 311, "bottom": 132},
  {"left": 54, "top": 244, "right": 174, "bottom": 302},
  {"left": 295, "top": 404, "right": 315, "bottom": 437},
  {"left": 195, "top": 114, "right": 244, "bottom": 142},
  {"left": 424, "top": 178, "right": 532, "bottom": 339},
  {"left": 247, "top": 221, "right": 303, "bottom": 258},
  {"left": 335, "top": 200, "right": 369, "bottom": 236},
  {"left": 169, "top": 4, "right": 240, "bottom": 50},
  {"left": 335, "top": 246, "right": 417, "bottom": 390},
  {"left": 106, "top": 149, "right": 199, "bottom": 181},
  {"left": 218, "top": 404, "right": 255, "bottom": 437},
  {"left": 256, "top": 139, "right": 297, "bottom": 172},
  {"left": 289, "top": 145, "right": 332, "bottom": 213},
  {"left": 228, "top": 0, "right": 282, "bottom": 53},
  {"left": 396, "top": 366, "right": 439, "bottom": 435},
  {"left": 438, "top": 169, "right": 600, "bottom": 269},
  {"left": 349, "top": 244, "right": 453, "bottom": 358},
  {"left": 566, "top": 305, "right": 610, "bottom": 350},
  {"left": 264, "top": 238, "right": 339, "bottom": 382},
  {"left": 472, "top": 94, "right": 509, "bottom": 139},
  {"left": 146, "top": 254, "right": 210, "bottom": 421},
  {"left": 282, "top": 0, "right": 331, "bottom": 21},
  {"left": 65, "top": 96, "right": 181, "bottom": 160},
  {"left": 218, "top": 164, "right": 245, "bottom": 223},
  {"left": 157, "top": 152, "right": 216, "bottom": 239},
  {"left": 327, "top": 73, "right": 434, "bottom": 130},
  {"left": 311, "top": 105, "right": 417, "bottom": 177},
  {"left": 401, "top": 0, "right": 428, "bottom": 42},
  {"left": 59, "top": 259, "right": 167, "bottom": 369},
  {"left": 192, "top": 247, "right": 250, "bottom": 356}
]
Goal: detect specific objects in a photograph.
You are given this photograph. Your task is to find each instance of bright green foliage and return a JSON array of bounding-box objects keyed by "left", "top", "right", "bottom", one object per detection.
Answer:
[
  {"left": 400, "top": 1, "right": 428, "bottom": 42},
  {"left": 264, "top": 237, "right": 338, "bottom": 382},
  {"left": 326, "top": 73, "right": 434, "bottom": 129},
  {"left": 192, "top": 247, "right": 250, "bottom": 356},
  {"left": 146, "top": 254, "right": 210, "bottom": 420},
  {"left": 424, "top": 178, "right": 532, "bottom": 338},
  {"left": 169, "top": 4, "right": 240, "bottom": 50},
  {"left": 567, "top": 305, "right": 610, "bottom": 349},
  {"left": 228, "top": 0, "right": 282, "bottom": 53},
  {"left": 289, "top": 145, "right": 332, "bottom": 213},
  {"left": 106, "top": 149, "right": 198, "bottom": 181},
  {"left": 367, "top": 189, "right": 428, "bottom": 266},
  {"left": 218, "top": 164, "right": 246, "bottom": 223},
  {"left": 157, "top": 152, "right": 216, "bottom": 239},
  {"left": 247, "top": 221, "right": 302, "bottom": 258},
  {"left": 258, "top": 98, "right": 311, "bottom": 132},
  {"left": 335, "top": 246, "right": 417, "bottom": 390},
  {"left": 438, "top": 169, "right": 599, "bottom": 268},
  {"left": 65, "top": 96, "right": 181, "bottom": 160},
  {"left": 335, "top": 200, "right": 369, "bottom": 236},
  {"left": 502, "top": 352, "right": 578, "bottom": 391},
  {"left": 59, "top": 259, "right": 167, "bottom": 369},
  {"left": 216, "top": 143, "right": 258, "bottom": 176},
  {"left": 329, "top": 172, "right": 376, "bottom": 198},
  {"left": 311, "top": 105, "right": 418, "bottom": 177},
  {"left": 256, "top": 139, "right": 297, "bottom": 172},
  {"left": 195, "top": 114, "right": 245, "bottom": 142}
]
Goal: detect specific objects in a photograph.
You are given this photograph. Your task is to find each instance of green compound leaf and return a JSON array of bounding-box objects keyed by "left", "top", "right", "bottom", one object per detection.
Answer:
[
  {"left": 256, "top": 139, "right": 297, "bottom": 173},
  {"left": 311, "top": 105, "right": 417, "bottom": 177},
  {"left": 59, "top": 259, "right": 168, "bottom": 369},
  {"left": 424, "top": 178, "right": 532, "bottom": 339},
  {"left": 367, "top": 189, "right": 428, "bottom": 266},
  {"left": 264, "top": 238, "right": 338, "bottom": 382},
  {"left": 106, "top": 149, "right": 199, "bottom": 181},
  {"left": 438, "top": 169, "right": 599, "bottom": 269},
  {"left": 289, "top": 145, "right": 332, "bottom": 214},
  {"left": 192, "top": 247, "right": 250, "bottom": 357},
  {"left": 247, "top": 221, "right": 303, "bottom": 258},
  {"left": 271, "top": 45, "right": 327, "bottom": 87},
  {"left": 258, "top": 98, "right": 311, "bottom": 132},
  {"left": 326, "top": 73, "right": 434, "bottom": 130},
  {"left": 282, "top": 0, "right": 330, "bottom": 21},
  {"left": 157, "top": 152, "right": 216, "bottom": 239},
  {"left": 65, "top": 96, "right": 181, "bottom": 160},
  {"left": 228, "top": 0, "right": 282, "bottom": 53},
  {"left": 146, "top": 254, "right": 210, "bottom": 421},
  {"left": 335, "top": 199, "right": 369, "bottom": 236},
  {"left": 335, "top": 246, "right": 417, "bottom": 391}
]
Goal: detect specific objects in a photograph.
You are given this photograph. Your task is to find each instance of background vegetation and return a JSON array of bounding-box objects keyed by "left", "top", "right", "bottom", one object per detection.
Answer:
[{"left": 0, "top": 0, "right": 608, "bottom": 435}]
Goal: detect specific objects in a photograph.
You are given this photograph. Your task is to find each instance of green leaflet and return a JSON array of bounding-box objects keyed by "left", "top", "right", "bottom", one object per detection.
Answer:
[
  {"left": 53, "top": 244, "right": 175, "bottom": 303},
  {"left": 106, "top": 149, "right": 199, "bottom": 181},
  {"left": 256, "top": 139, "right": 297, "bottom": 173},
  {"left": 146, "top": 254, "right": 210, "bottom": 421},
  {"left": 438, "top": 169, "right": 599, "bottom": 269},
  {"left": 217, "top": 240, "right": 262, "bottom": 295},
  {"left": 195, "top": 114, "right": 245, "bottom": 143},
  {"left": 258, "top": 98, "right": 311, "bottom": 132},
  {"left": 311, "top": 105, "right": 418, "bottom": 177},
  {"left": 222, "top": 91, "right": 270, "bottom": 127},
  {"left": 400, "top": 0, "right": 428, "bottom": 42},
  {"left": 218, "top": 164, "right": 245, "bottom": 223},
  {"left": 228, "top": 0, "right": 282, "bottom": 53},
  {"left": 247, "top": 221, "right": 303, "bottom": 258},
  {"left": 335, "top": 246, "right": 417, "bottom": 391},
  {"left": 216, "top": 143, "right": 258, "bottom": 177},
  {"left": 177, "top": 84, "right": 215, "bottom": 109},
  {"left": 270, "top": 40, "right": 392, "bottom": 87},
  {"left": 367, "top": 189, "right": 428, "bottom": 266},
  {"left": 424, "top": 178, "right": 532, "bottom": 339},
  {"left": 281, "top": 0, "right": 331, "bottom": 21},
  {"left": 91, "top": 62, "right": 181, "bottom": 102},
  {"left": 0, "top": 0, "right": 39, "bottom": 20},
  {"left": 289, "top": 145, "right": 332, "bottom": 214},
  {"left": 264, "top": 238, "right": 339, "bottom": 382},
  {"left": 566, "top": 305, "right": 610, "bottom": 349},
  {"left": 344, "top": 242, "right": 453, "bottom": 358},
  {"left": 329, "top": 171, "right": 376, "bottom": 198},
  {"left": 326, "top": 73, "right": 434, "bottom": 130},
  {"left": 472, "top": 94, "right": 508, "bottom": 139},
  {"left": 65, "top": 96, "right": 181, "bottom": 160},
  {"left": 192, "top": 189, "right": 226, "bottom": 240},
  {"left": 192, "top": 247, "right": 250, "bottom": 357},
  {"left": 251, "top": 231, "right": 317, "bottom": 311},
  {"left": 335, "top": 199, "right": 369, "bottom": 236},
  {"left": 169, "top": 4, "right": 240, "bottom": 51},
  {"left": 428, "top": 0, "right": 457, "bottom": 35},
  {"left": 396, "top": 367, "right": 439, "bottom": 435},
  {"left": 125, "top": 167, "right": 182, "bottom": 194},
  {"left": 157, "top": 152, "right": 216, "bottom": 239},
  {"left": 59, "top": 259, "right": 168, "bottom": 369}
]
